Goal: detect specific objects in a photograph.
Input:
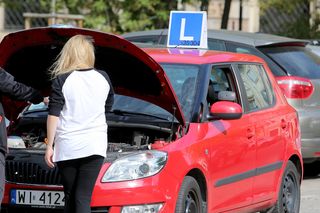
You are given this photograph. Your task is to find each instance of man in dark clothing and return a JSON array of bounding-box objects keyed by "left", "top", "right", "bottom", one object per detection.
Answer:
[{"left": 0, "top": 68, "right": 45, "bottom": 209}]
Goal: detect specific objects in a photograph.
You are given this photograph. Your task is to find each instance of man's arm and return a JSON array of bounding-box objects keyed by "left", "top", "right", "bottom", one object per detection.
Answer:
[{"left": 0, "top": 68, "right": 43, "bottom": 104}]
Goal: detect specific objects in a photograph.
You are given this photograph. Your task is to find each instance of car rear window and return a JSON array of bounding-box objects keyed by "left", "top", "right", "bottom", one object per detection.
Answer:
[
  {"left": 126, "top": 35, "right": 165, "bottom": 45},
  {"left": 260, "top": 46, "right": 320, "bottom": 79},
  {"left": 125, "top": 36, "right": 226, "bottom": 51}
]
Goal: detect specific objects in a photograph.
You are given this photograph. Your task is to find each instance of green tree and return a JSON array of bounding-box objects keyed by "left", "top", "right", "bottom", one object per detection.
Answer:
[
  {"left": 40, "top": 0, "right": 182, "bottom": 33},
  {"left": 0, "top": 0, "right": 211, "bottom": 33},
  {"left": 120, "top": 0, "right": 181, "bottom": 32},
  {"left": 38, "top": 0, "right": 122, "bottom": 32},
  {"left": 119, "top": 0, "right": 211, "bottom": 32}
]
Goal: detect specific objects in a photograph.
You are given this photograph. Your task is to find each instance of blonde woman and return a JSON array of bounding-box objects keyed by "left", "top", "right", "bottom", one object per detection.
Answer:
[{"left": 45, "top": 35, "right": 114, "bottom": 213}]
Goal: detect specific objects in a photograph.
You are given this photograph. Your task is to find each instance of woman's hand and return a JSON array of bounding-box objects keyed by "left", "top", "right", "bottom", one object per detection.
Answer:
[
  {"left": 43, "top": 97, "right": 49, "bottom": 106},
  {"left": 45, "top": 145, "right": 55, "bottom": 168}
]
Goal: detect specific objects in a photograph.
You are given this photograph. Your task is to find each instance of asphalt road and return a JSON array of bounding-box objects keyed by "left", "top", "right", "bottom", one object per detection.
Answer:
[{"left": 300, "top": 174, "right": 320, "bottom": 213}]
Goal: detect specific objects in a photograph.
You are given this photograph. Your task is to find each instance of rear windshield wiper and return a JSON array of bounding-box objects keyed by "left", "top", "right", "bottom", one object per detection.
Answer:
[{"left": 109, "top": 109, "right": 171, "bottom": 121}]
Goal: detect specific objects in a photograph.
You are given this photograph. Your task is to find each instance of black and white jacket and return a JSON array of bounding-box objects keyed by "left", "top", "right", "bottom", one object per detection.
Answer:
[{"left": 48, "top": 68, "right": 114, "bottom": 162}]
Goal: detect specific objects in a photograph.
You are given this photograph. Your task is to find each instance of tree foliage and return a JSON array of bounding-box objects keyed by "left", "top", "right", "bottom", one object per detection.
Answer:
[{"left": 0, "top": 0, "right": 211, "bottom": 33}]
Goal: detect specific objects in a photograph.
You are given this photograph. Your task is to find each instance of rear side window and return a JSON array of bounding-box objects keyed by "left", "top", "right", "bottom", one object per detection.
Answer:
[
  {"left": 208, "top": 39, "right": 226, "bottom": 51},
  {"left": 238, "top": 64, "right": 274, "bottom": 112},
  {"left": 226, "top": 42, "right": 287, "bottom": 77},
  {"left": 260, "top": 46, "right": 320, "bottom": 79}
]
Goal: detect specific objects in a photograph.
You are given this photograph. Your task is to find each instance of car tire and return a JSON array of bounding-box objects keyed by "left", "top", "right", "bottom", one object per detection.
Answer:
[
  {"left": 267, "top": 161, "right": 300, "bottom": 213},
  {"left": 175, "top": 176, "right": 204, "bottom": 213}
]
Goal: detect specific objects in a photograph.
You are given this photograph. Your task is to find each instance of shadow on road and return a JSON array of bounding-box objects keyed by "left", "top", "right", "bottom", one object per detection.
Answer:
[{"left": 303, "top": 162, "right": 320, "bottom": 179}]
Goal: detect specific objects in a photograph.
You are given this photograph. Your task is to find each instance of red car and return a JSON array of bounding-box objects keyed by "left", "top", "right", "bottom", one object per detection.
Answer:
[{"left": 1, "top": 27, "right": 302, "bottom": 213}]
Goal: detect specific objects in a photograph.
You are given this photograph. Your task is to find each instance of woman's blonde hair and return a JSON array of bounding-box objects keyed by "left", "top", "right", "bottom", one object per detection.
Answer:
[{"left": 50, "top": 35, "right": 95, "bottom": 78}]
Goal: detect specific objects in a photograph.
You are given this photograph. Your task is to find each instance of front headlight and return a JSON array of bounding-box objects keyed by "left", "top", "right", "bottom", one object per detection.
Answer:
[{"left": 102, "top": 150, "right": 167, "bottom": 182}]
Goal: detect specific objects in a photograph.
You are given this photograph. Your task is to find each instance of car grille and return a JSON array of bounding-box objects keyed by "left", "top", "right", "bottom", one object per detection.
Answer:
[
  {"left": 91, "top": 207, "right": 110, "bottom": 213},
  {"left": 5, "top": 161, "right": 62, "bottom": 185}
]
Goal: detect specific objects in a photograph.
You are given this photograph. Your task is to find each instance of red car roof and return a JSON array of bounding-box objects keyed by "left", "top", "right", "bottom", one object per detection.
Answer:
[{"left": 143, "top": 48, "right": 265, "bottom": 64}]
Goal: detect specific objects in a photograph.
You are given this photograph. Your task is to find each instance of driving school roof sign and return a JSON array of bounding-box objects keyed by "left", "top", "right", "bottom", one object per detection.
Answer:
[{"left": 167, "top": 11, "right": 208, "bottom": 49}]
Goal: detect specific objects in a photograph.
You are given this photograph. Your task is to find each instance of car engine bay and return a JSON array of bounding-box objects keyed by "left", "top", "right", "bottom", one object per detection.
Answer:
[{"left": 8, "top": 117, "right": 177, "bottom": 154}]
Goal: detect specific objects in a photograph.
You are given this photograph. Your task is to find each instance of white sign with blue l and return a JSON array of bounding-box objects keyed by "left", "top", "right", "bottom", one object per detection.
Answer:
[{"left": 167, "top": 11, "right": 207, "bottom": 49}]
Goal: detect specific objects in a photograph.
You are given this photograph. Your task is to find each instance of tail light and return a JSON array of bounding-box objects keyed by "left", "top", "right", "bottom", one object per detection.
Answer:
[{"left": 276, "top": 76, "right": 314, "bottom": 99}]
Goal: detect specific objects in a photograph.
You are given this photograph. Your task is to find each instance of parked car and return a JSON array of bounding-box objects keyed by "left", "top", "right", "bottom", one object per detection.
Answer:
[
  {"left": 1, "top": 27, "right": 302, "bottom": 213},
  {"left": 123, "top": 29, "right": 320, "bottom": 169}
]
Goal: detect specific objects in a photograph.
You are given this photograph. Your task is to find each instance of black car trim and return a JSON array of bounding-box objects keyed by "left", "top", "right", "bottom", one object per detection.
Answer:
[{"left": 215, "top": 161, "right": 283, "bottom": 187}]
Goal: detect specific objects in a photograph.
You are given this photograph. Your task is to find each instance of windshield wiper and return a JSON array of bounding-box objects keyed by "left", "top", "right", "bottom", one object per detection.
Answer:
[{"left": 109, "top": 109, "right": 172, "bottom": 121}]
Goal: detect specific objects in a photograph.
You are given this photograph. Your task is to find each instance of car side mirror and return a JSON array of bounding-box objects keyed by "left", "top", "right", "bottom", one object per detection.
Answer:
[
  {"left": 218, "top": 91, "right": 236, "bottom": 101},
  {"left": 208, "top": 101, "right": 242, "bottom": 121}
]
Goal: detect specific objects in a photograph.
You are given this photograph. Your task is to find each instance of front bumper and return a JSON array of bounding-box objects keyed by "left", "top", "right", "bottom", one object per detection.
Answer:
[
  {"left": 2, "top": 170, "right": 180, "bottom": 213},
  {"left": 90, "top": 171, "right": 180, "bottom": 213},
  {"left": 1, "top": 205, "right": 110, "bottom": 213},
  {"left": 1, "top": 183, "right": 64, "bottom": 213}
]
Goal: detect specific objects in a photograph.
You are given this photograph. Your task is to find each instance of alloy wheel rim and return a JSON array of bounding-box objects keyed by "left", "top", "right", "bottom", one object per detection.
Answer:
[
  {"left": 282, "top": 172, "right": 298, "bottom": 213},
  {"left": 185, "top": 190, "right": 199, "bottom": 213}
]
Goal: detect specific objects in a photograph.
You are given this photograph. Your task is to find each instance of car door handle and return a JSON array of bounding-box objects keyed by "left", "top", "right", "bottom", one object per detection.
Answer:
[
  {"left": 281, "top": 119, "right": 287, "bottom": 129},
  {"left": 247, "top": 128, "right": 254, "bottom": 139}
]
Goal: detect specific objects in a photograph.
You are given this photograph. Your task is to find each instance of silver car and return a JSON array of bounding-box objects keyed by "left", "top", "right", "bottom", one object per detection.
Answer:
[{"left": 123, "top": 29, "right": 320, "bottom": 172}]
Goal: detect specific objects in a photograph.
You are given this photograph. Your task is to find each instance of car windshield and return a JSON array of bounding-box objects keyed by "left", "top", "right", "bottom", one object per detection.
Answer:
[
  {"left": 260, "top": 46, "right": 320, "bottom": 79},
  {"left": 26, "top": 64, "right": 200, "bottom": 122},
  {"left": 162, "top": 63, "right": 199, "bottom": 119},
  {"left": 112, "top": 64, "right": 200, "bottom": 122}
]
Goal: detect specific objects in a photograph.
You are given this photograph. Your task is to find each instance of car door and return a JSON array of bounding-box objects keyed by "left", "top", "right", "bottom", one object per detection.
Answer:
[
  {"left": 207, "top": 65, "right": 256, "bottom": 212},
  {"left": 236, "top": 64, "right": 286, "bottom": 203}
]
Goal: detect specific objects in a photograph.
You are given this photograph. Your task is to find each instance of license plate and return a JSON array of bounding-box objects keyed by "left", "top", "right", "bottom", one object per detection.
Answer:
[{"left": 10, "top": 189, "right": 65, "bottom": 207}]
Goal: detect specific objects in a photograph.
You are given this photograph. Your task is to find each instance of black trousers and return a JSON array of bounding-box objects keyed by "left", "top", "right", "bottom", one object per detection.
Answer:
[{"left": 57, "top": 155, "right": 104, "bottom": 213}]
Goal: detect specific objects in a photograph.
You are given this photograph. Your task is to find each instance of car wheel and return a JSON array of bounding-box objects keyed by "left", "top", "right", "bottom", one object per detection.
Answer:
[
  {"left": 175, "top": 176, "right": 204, "bottom": 213},
  {"left": 269, "top": 161, "right": 300, "bottom": 213}
]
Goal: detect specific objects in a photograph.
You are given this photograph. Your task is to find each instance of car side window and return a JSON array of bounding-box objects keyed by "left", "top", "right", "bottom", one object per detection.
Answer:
[
  {"left": 238, "top": 64, "right": 274, "bottom": 112},
  {"left": 208, "top": 66, "right": 240, "bottom": 105},
  {"left": 208, "top": 39, "right": 226, "bottom": 51}
]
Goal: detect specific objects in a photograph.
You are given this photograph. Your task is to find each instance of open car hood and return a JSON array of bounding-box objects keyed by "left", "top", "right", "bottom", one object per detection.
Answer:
[{"left": 0, "top": 27, "right": 185, "bottom": 125}]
